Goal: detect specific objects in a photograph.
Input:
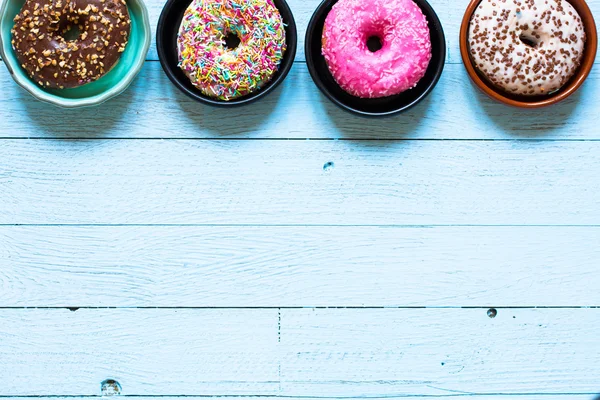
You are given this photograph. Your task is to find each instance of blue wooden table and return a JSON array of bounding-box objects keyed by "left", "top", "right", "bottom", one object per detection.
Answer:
[{"left": 1, "top": 0, "right": 599, "bottom": 398}]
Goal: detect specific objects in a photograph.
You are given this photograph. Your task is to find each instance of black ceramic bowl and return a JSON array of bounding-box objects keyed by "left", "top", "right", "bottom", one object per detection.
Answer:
[
  {"left": 305, "top": 0, "right": 446, "bottom": 117},
  {"left": 156, "top": 0, "right": 297, "bottom": 107}
]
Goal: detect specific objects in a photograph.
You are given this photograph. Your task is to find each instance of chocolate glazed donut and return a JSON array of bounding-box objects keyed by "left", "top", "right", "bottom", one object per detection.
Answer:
[{"left": 11, "top": 0, "right": 131, "bottom": 89}]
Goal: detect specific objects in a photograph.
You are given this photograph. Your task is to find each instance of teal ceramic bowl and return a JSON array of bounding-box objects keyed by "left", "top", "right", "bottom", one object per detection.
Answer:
[{"left": 0, "top": 0, "right": 151, "bottom": 107}]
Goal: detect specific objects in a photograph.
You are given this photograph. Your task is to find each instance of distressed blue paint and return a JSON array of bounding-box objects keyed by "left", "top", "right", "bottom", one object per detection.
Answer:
[{"left": 0, "top": 0, "right": 599, "bottom": 397}]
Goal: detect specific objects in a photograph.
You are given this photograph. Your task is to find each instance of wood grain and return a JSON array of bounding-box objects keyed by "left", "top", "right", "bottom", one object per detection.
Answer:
[
  {"left": 0, "top": 0, "right": 598, "bottom": 396},
  {"left": 0, "top": 308, "right": 599, "bottom": 396},
  {"left": 1, "top": 139, "right": 599, "bottom": 225},
  {"left": 1, "top": 62, "right": 600, "bottom": 139},
  {"left": 1, "top": 397, "right": 597, "bottom": 400},
  {"left": 279, "top": 308, "right": 600, "bottom": 396},
  {"left": 1, "top": 226, "right": 599, "bottom": 307},
  {"left": 0, "top": 309, "right": 279, "bottom": 396}
]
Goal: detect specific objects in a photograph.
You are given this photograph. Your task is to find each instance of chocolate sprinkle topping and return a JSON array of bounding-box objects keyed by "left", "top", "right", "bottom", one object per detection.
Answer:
[{"left": 468, "top": 0, "right": 586, "bottom": 96}]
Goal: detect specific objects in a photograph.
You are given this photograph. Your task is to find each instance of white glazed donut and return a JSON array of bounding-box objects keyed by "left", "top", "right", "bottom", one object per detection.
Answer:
[{"left": 469, "top": 0, "right": 586, "bottom": 96}]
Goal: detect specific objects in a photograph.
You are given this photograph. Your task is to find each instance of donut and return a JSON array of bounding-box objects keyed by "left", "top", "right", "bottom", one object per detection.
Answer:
[
  {"left": 469, "top": 0, "right": 586, "bottom": 96},
  {"left": 177, "top": 0, "right": 287, "bottom": 101},
  {"left": 321, "top": 0, "right": 432, "bottom": 99},
  {"left": 11, "top": 0, "right": 131, "bottom": 89}
]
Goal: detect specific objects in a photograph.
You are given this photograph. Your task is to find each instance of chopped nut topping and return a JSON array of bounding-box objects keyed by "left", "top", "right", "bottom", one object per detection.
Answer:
[{"left": 12, "top": 0, "right": 130, "bottom": 89}]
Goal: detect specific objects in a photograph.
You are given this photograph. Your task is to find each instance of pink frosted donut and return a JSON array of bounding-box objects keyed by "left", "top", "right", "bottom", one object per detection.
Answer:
[{"left": 322, "top": 0, "right": 432, "bottom": 98}]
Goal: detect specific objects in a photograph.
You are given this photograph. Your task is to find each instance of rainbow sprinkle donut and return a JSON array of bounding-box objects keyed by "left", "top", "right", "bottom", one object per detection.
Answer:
[{"left": 177, "top": 0, "right": 287, "bottom": 101}]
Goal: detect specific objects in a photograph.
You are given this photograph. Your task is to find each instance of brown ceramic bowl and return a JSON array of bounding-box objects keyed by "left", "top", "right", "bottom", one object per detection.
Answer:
[{"left": 460, "top": 0, "right": 597, "bottom": 108}]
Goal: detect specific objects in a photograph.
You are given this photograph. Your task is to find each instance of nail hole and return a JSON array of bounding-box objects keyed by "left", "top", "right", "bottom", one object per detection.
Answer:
[
  {"left": 67, "top": 307, "right": 79, "bottom": 312},
  {"left": 441, "top": 362, "right": 445, "bottom": 366},
  {"left": 224, "top": 32, "right": 241, "bottom": 50},
  {"left": 487, "top": 308, "right": 498, "bottom": 318},
  {"left": 101, "top": 379, "right": 121, "bottom": 396},
  {"left": 366, "top": 36, "right": 383, "bottom": 52},
  {"left": 323, "top": 161, "right": 335, "bottom": 171}
]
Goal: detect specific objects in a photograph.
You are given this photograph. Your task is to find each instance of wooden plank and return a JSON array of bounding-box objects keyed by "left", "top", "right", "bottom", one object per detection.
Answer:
[
  {"left": 279, "top": 308, "right": 600, "bottom": 396},
  {"left": 0, "top": 0, "right": 599, "bottom": 63},
  {"left": 1, "top": 309, "right": 599, "bottom": 395},
  {"left": 1, "top": 226, "right": 599, "bottom": 307},
  {"left": 0, "top": 309, "right": 279, "bottom": 396},
  {"left": 1, "top": 139, "right": 599, "bottom": 225},
  {"left": 1, "top": 63, "right": 599, "bottom": 139},
  {"left": 1, "top": 397, "right": 596, "bottom": 400}
]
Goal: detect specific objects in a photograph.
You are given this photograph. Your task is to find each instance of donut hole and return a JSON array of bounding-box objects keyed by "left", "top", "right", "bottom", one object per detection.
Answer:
[
  {"left": 519, "top": 34, "right": 539, "bottom": 48},
  {"left": 224, "top": 32, "right": 241, "bottom": 50},
  {"left": 366, "top": 35, "right": 383, "bottom": 52},
  {"left": 62, "top": 24, "right": 81, "bottom": 41}
]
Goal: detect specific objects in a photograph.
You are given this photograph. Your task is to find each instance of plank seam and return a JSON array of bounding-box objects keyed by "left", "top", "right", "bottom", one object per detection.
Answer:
[
  {"left": 0, "top": 394, "right": 598, "bottom": 398},
  {"left": 2, "top": 224, "right": 600, "bottom": 227},
  {"left": 3, "top": 138, "right": 600, "bottom": 141},
  {"left": 0, "top": 306, "right": 597, "bottom": 310}
]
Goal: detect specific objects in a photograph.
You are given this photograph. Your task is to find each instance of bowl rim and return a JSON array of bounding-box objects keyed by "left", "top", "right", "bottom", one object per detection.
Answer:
[
  {"left": 0, "top": 0, "right": 152, "bottom": 108},
  {"left": 156, "top": 0, "right": 297, "bottom": 107},
  {"left": 304, "top": 0, "right": 446, "bottom": 117},
  {"left": 459, "top": 0, "right": 598, "bottom": 108}
]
